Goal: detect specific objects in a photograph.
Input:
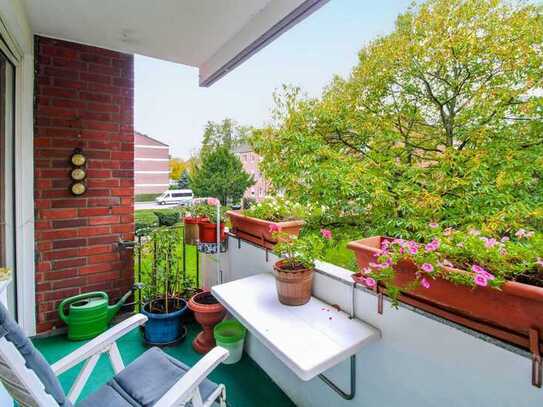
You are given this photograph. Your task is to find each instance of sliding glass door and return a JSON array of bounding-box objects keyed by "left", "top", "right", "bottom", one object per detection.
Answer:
[{"left": 0, "top": 50, "right": 16, "bottom": 317}]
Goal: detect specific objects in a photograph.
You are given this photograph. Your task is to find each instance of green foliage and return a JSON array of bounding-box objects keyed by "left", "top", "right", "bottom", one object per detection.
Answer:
[
  {"left": 189, "top": 146, "right": 254, "bottom": 205},
  {"left": 273, "top": 228, "right": 334, "bottom": 270},
  {"left": 154, "top": 211, "right": 180, "bottom": 227},
  {"left": 192, "top": 203, "right": 227, "bottom": 225},
  {"left": 363, "top": 225, "right": 543, "bottom": 304},
  {"left": 142, "top": 226, "right": 186, "bottom": 313},
  {"left": 177, "top": 170, "right": 190, "bottom": 189},
  {"left": 242, "top": 196, "right": 307, "bottom": 222},
  {"left": 201, "top": 118, "right": 252, "bottom": 155},
  {"left": 252, "top": 0, "right": 543, "bottom": 238}
]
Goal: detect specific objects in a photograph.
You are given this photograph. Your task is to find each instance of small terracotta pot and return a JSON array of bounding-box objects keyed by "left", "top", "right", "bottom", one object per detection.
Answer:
[
  {"left": 188, "top": 291, "right": 226, "bottom": 353},
  {"left": 226, "top": 211, "right": 304, "bottom": 249},
  {"left": 347, "top": 236, "right": 543, "bottom": 352},
  {"left": 273, "top": 259, "right": 314, "bottom": 306},
  {"left": 198, "top": 221, "right": 226, "bottom": 243}
]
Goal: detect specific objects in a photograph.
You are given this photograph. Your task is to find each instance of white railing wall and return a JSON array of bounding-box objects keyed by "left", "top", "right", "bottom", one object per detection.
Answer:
[{"left": 201, "top": 236, "right": 542, "bottom": 406}]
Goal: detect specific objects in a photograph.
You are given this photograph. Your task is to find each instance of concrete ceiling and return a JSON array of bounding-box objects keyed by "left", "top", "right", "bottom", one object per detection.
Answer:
[{"left": 21, "top": 0, "right": 328, "bottom": 86}]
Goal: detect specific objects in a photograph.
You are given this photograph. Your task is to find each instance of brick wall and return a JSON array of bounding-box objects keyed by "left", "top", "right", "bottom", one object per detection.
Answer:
[{"left": 34, "top": 36, "right": 134, "bottom": 333}]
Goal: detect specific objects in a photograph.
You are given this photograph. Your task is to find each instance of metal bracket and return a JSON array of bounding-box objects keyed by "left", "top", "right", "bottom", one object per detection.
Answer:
[
  {"left": 319, "top": 355, "right": 356, "bottom": 400},
  {"left": 265, "top": 248, "right": 269, "bottom": 263},
  {"left": 377, "top": 290, "right": 383, "bottom": 315},
  {"left": 350, "top": 282, "right": 357, "bottom": 319},
  {"left": 237, "top": 237, "right": 241, "bottom": 249},
  {"left": 530, "top": 328, "right": 542, "bottom": 388}
]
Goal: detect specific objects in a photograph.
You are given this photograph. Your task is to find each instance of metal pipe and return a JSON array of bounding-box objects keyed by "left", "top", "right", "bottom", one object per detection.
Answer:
[{"left": 318, "top": 355, "right": 356, "bottom": 400}]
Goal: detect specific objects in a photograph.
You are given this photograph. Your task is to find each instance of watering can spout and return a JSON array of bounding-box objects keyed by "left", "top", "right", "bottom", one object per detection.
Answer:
[{"left": 107, "top": 290, "right": 132, "bottom": 323}]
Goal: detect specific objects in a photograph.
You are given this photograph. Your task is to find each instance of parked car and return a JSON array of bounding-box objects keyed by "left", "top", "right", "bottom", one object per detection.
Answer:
[{"left": 155, "top": 189, "right": 194, "bottom": 206}]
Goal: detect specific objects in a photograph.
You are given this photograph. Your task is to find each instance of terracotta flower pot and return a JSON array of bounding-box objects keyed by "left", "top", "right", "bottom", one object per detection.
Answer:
[
  {"left": 227, "top": 210, "right": 304, "bottom": 249},
  {"left": 272, "top": 259, "right": 314, "bottom": 306},
  {"left": 198, "top": 221, "right": 226, "bottom": 243},
  {"left": 188, "top": 291, "right": 226, "bottom": 353},
  {"left": 183, "top": 216, "right": 204, "bottom": 245},
  {"left": 347, "top": 236, "right": 543, "bottom": 352}
]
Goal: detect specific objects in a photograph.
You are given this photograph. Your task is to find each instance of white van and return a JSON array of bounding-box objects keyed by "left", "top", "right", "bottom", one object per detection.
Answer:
[{"left": 155, "top": 189, "right": 194, "bottom": 206}]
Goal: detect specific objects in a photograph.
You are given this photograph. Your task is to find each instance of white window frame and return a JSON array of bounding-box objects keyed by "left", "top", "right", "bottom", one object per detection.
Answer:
[{"left": 0, "top": 12, "right": 36, "bottom": 335}]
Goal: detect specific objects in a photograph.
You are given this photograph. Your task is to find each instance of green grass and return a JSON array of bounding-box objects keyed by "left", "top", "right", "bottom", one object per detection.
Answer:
[
  {"left": 33, "top": 323, "right": 295, "bottom": 406},
  {"left": 135, "top": 193, "right": 161, "bottom": 202},
  {"left": 302, "top": 225, "right": 368, "bottom": 271}
]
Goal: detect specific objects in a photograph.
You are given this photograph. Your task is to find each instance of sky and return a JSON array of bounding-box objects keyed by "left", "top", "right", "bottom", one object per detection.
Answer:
[{"left": 135, "top": 0, "right": 413, "bottom": 159}]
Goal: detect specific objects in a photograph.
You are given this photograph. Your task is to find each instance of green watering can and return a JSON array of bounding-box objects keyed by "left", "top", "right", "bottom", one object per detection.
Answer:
[{"left": 58, "top": 290, "right": 132, "bottom": 341}]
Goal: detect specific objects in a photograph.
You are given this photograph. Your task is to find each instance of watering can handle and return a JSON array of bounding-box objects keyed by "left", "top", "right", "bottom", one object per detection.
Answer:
[{"left": 58, "top": 292, "right": 108, "bottom": 323}]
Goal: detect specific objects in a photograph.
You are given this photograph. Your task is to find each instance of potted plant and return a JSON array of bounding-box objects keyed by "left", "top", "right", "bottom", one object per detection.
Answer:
[
  {"left": 271, "top": 227, "right": 333, "bottom": 305},
  {"left": 227, "top": 196, "right": 307, "bottom": 249},
  {"left": 141, "top": 227, "right": 188, "bottom": 345},
  {"left": 347, "top": 226, "right": 543, "bottom": 351},
  {"left": 183, "top": 212, "right": 206, "bottom": 245},
  {"left": 194, "top": 203, "right": 226, "bottom": 243}
]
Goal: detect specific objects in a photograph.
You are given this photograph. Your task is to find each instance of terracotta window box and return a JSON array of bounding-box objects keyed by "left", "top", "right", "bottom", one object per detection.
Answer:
[
  {"left": 226, "top": 210, "right": 304, "bottom": 249},
  {"left": 347, "top": 236, "right": 543, "bottom": 354}
]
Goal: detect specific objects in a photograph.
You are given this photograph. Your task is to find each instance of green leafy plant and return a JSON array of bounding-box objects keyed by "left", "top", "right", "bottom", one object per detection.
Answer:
[
  {"left": 359, "top": 223, "right": 543, "bottom": 304},
  {"left": 243, "top": 196, "right": 309, "bottom": 222},
  {"left": 142, "top": 226, "right": 187, "bottom": 314},
  {"left": 192, "top": 203, "right": 227, "bottom": 225},
  {"left": 272, "top": 226, "right": 334, "bottom": 270},
  {"left": 252, "top": 0, "right": 543, "bottom": 237}
]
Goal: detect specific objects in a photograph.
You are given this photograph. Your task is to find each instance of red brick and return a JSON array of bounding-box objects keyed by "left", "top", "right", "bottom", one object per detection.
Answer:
[{"left": 35, "top": 36, "right": 134, "bottom": 334}]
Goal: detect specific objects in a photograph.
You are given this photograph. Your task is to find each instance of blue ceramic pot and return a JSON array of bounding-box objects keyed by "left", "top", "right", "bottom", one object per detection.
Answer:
[{"left": 142, "top": 299, "right": 187, "bottom": 345}]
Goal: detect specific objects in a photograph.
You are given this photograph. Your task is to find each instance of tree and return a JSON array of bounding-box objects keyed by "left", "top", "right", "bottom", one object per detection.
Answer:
[
  {"left": 201, "top": 118, "right": 251, "bottom": 154},
  {"left": 178, "top": 170, "right": 190, "bottom": 189},
  {"left": 189, "top": 146, "right": 255, "bottom": 205},
  {"left": 253, "top": 0, "right": 543, "bottom": 236},
  {"left": 169, "top": 158, "right": 187, "bottom": 181}
]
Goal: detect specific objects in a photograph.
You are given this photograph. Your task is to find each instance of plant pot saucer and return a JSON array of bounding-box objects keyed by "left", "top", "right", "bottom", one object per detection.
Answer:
[{"left": 143, "top": 325, "right": 188, "bottom": 348}]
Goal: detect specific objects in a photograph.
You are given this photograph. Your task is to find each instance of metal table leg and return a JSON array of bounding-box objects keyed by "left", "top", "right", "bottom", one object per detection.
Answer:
[{"left": 318, "top": 355, "right": 356, "bottom": 400}]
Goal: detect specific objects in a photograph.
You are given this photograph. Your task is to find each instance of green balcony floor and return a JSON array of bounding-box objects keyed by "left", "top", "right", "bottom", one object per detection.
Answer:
[{"left": 33, "top": 322, "right": 295, "bottom": 407}]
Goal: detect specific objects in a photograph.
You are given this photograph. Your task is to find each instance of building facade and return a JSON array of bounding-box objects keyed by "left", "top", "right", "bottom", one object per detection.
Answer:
[
  {"left": 135, "top": 132, "right": 170, "bottom": 195},
  {"left": 233, "top": 144, "right": 269, "bottom": 201}
]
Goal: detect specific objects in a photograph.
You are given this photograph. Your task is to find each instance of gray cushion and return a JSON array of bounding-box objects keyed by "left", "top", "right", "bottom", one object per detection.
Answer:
[
  {"left": 0, "top": 302, "right": 72, "bottom": 407},
  {"left": 78, "top": 347, "right": 218, "bottom": 407}
]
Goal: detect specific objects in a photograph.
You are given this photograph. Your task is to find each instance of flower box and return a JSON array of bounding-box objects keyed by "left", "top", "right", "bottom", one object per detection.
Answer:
[
  {"left": 226, "top": 210, "right": 304, "bottom": 249},
  {"left": 198, "top": 220, "right": 226, "bottom": 243},
  {"left": 347, "top": 236, "right": 543, "bottom": 353}
]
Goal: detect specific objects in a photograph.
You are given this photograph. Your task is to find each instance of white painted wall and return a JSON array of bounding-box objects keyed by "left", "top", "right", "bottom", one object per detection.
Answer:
[{"left": 203, "top": 236, "right": 542, "bottom": 407}]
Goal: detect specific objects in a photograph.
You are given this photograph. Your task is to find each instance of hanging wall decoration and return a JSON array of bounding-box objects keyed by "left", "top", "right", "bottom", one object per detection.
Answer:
[{"left": 69, "top": 147, "right": 87, "bottom": 196}]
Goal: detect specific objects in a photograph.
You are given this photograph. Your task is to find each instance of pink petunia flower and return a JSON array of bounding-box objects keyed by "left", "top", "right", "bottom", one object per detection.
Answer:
[
  {"left": 471, "top": 264, "right": 486, "bottom": 274},
  {"left": 363, "top": 277, "right": 376, "bottom": 289},
  {"left": 421, "top": 263, "right": 434, "bottom": 273},
  {"left": 482, "top": 237, "right": 497, "bottom": 248},
  {"left": 425, "top": 239, "right": 440, "bottom": 252},
  {"left": 429, "top": 222, "right": 439, "bottom": 229},
  {"left": 420, "top": 278, "right": 431, "bottom": 289},
  {"left": 268, "top": 223, "right": 281, "bottom": 233},
  {"left": 408, "top": 245, "right": 419, "bottom": 255},
  {"left": 500, "top": 236, "right": 510, "bottom": 243},
  {"left": 474, "top": 274, "right": 488, "bottom": 287},
  {"left": 515, "top": 229, "right": 527, "bottom": 238},
  {"left": 362, "top": 267, "right": 372, "bottom": 275},
  {"left": 320, "top": 229, "right": 332, "bottom": 240}
]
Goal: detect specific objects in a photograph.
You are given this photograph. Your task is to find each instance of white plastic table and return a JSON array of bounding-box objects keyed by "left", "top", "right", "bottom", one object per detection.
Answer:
[{"left": 212, "top": 273, "right": 380, "bottom": 385}]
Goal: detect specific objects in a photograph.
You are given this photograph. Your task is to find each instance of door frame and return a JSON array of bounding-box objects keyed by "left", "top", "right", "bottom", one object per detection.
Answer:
[{"left": 0, "top": 11, "right": 36, "bottom": 335}]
